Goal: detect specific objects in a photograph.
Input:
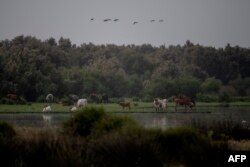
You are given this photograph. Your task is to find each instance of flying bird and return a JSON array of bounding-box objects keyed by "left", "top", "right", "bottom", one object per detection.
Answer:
[
  {"left": 104, "top": 19, "right": 111, "bottom": 22},
  {"left": 150, "top": 19, "right": 155, "bottom": 22},
  {"left": 114, "top": 19, "right": 119, "bottom": 21},
  {"left": 90, "top": 18, "right": 94, "bottom": 21},
  {"left": 133, "top": 21, "right": 138, "bottom": 24},
  {"left": 159, "top": 19, "right": 164, "bottom": 22}
]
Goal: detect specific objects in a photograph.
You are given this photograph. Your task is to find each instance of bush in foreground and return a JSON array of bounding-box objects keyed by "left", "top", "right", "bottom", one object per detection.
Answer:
[
  {"left": 192, "top": 119, "right": 250, "bottom": 140},
  {"left": 63, "top": 107, "right": 138, "bottom": 137},
  {"left": 0, "top": 108, "right": 234, "bottom": 167},
  {"left": 63, "top": 107, "right": 106, "bottom": 136}
]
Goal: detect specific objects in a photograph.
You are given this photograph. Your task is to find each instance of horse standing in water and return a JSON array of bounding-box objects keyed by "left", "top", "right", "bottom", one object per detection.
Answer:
[{"left": 172, "top": 95, "right": 195, "bottom": 112}]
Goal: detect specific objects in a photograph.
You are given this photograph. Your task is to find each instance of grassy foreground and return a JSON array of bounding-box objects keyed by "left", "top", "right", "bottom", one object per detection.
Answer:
[
  {"left": 0, "top": 101, "right": 250, "bottom": 113},
  {"left": 1, "top": 107, "right": 250, "bottom": 167}
]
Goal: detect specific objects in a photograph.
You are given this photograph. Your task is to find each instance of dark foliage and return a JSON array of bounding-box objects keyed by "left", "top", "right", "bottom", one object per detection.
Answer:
[{"left": 1, "top": 36, "right": 250, "bottom": 101}]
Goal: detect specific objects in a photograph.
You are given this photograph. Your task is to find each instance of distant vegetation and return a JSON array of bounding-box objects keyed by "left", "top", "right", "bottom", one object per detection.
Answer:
[{"left": 0, "top": 35, "right": 250, "bottom": 102}]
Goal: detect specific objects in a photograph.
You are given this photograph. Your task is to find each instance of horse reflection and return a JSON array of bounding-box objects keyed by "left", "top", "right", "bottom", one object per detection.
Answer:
[
  {"left": 152, "top": 117, "right": 167, "bottom": 129},
  {"left": 42, "top": 114, "right": 52, "bottom": 126}
]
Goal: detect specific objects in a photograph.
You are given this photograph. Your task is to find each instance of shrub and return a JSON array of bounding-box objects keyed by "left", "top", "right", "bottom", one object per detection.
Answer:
[
  {"left": 61, "top": 97, "right": 73, "bottom": 106},
  {"left": 142, "top": 94, "right": 152, "bottom": 102},
  {"left": 109, "top": 97, "right": 125, "bottom": 103},
  {"left": 6, "top": 99, "right": 15, "bottom": 105},
  {"left": 232, "top": 96, "right": 250, "bottom": 102},
  {"left": 0, "top": 97, "right": 8, "bottom": 104},
  {"left": 63, "top": 107, "right": 140, "bottom": 137},
  {"left": 0, "top": 123, "right": 231, "bottom": 167},
  {"left": 63, "top": 107, "right": 106, "bottom": 136},
  {"left": 201, "top": 77, "right": 222, "bottom": 93},
  {"left": 17, "top": 96, "right": 27, "bottom": 105},
  {"left": 0, "top": 122, "right": 17, "bottom": 167},
  {"left": 132, "top": 96, "right": 140, "bottom": 102},
  {"left": 36, "top": 95, "right": 45, "bottom": 103},
  {"left": 219, "top": 92, "right": 231, "bottom": 103},
  {"left": 88, "top": 127, "right": 224, "bottom": 167},
  {"left": 87, "top": 128, "right": 162, "bottom": 167},
  {"left": 196, "top": 93, "right": 218, "bottom": 102},
  {"left": 13, "top": 128, "right": 86, "bottom": 167},
  {"left": 92, "top": 115, "right": 138, "bottom": 136},
  {"left": 154, "top": 128, "right": 217, "bottom": 167},
  {"left": 0, "top": 121, "right": 16, "bottom": 140},
  {"left": 191, "top": 119, "right": 250, "bottom": 140}
]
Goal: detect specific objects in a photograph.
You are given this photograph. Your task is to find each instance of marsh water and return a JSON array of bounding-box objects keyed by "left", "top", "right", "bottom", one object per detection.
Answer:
[{"left": 0, "top": 107, "right": 249, "bottom": 129}]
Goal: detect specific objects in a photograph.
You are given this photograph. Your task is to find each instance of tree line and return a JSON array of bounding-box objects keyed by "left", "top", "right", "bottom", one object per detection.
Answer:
[{"left": 0, "top": 35, "right": 250, "bottom": 102}]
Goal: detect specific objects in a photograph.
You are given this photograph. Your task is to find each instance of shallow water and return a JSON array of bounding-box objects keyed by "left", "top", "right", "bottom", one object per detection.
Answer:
[
  {"left": 125, "top": 107, "right": 250, "bottom": 129},
  {"left": 0, "top": 107, "right": 249, "bottom": 129}
]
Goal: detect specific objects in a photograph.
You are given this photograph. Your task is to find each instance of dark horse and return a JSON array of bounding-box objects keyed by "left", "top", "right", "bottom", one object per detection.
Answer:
[
  {"left": 172, "top": 95, "right": 195, "bottom": 112},
  {"left": 89, "top": 93, "right": 101, "bottom": 103},
  {"left": 7, "top": 94, "right": 20, "bottom": 103},
  {"left": 90, "top": 93, "right": 109, "bottom": 103}
]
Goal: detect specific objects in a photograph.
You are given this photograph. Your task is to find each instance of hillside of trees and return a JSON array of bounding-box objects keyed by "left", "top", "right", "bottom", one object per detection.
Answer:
[{"left": 0, "top": 35, "right": 250, "bottom": 102}]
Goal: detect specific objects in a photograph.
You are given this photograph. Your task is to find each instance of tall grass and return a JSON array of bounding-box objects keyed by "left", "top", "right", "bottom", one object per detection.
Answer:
[
  {"left": 0, "top": 121, "right": 17, "bottom": 166},
  {"left": 13, "top": 128, "right": 87, "bottom": 167},
  {"left": 191, "top": 118, "right": 250, "bottom": 140},
  {"left": 0, "top": 107, "right": 237, "bottom": 167}
]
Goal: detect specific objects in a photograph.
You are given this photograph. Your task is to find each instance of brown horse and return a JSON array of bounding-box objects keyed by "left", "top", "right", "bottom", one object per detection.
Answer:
[
  {"left": 118, "top": 101, "right": 131, "bottom": 110},
  {"left": 90, "top": 93, "right": 101, "bottom": 103},
  {"left": 7, "top": 94, "right": 20, "bottom": 103},
  {"left": 172, "top": 95, "right": 195, "bottom": 112}
]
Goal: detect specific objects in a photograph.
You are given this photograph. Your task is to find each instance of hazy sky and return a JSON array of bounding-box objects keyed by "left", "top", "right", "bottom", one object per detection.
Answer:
[{"left": 1, "top": 0, "right": 250, "bottom": 47}]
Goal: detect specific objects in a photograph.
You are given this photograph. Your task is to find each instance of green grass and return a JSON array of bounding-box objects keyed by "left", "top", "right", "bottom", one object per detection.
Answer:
[
  {"left": 0, "top": 101, "right": 250, "bottom": 113},
  {"left": 0, "top": 103, "right": 68, "bottom": 112}
]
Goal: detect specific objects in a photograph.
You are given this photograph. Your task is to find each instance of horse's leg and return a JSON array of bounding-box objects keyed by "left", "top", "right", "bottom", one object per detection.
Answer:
[{"left": 155, "top": 106, "right": 158, "bottom": 112}]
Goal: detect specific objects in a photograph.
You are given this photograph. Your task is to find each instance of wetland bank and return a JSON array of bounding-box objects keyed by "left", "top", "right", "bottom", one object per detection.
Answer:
[
  {"left": 0, "top": 102, "right": 250, "bottom": 129},
  {"left": 1, "top": 107, "right": 250, "bottom": 167}
]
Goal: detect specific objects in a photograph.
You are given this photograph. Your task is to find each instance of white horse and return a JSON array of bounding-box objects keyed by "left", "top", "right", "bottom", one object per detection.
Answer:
[
  {"left": 42, "top": 105, "right": 52, "bottom": 112},
  {"left": 70, "top": 106, "right": 77, "bottom": 112},
  {"left": 153, "top": 98, "right": 168, "bottom": 111},
  {"left": 76, "top": 99, "right": 88, "bottom": 107}
]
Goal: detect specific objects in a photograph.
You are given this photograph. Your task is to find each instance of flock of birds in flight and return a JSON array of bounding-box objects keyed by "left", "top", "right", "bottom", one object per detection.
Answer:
[{"left": 90, "top": 18, "right": 164, "bottom": 24}]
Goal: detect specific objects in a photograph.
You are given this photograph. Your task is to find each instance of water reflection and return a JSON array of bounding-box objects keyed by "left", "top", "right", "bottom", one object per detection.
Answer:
[
  {"left": 152, "top": 116, "right": 167, "bottom": 129},
  {"left": 42, "top": 114, "right": 52, "bottom": 126},
  {"left": 0, "top": 107, "right": 249, "bottom": 129}
]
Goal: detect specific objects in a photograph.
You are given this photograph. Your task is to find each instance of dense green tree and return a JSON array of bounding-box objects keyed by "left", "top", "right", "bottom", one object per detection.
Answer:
[
  {"left": 0, "top": 36, "right": 249, "bottom": 101},
  {"left": 147, "top": 77, "right": 177, "bottom": 98},
  {"left": 229, "top": 77, "right": 250, "bottom": 96},
  {"left": 174, "top": 76, "right": 201, "bottom": 99},
  {"left": 201, "top": 77, "right": 222, "bottom": 94},
  {"left": 58, "top": 37, "right": 72, "bottom": 50}
]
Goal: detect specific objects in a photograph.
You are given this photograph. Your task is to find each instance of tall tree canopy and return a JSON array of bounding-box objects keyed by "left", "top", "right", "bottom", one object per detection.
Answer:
[{"left": 0, "top": 36, "right": 249, "bottom": 101}]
